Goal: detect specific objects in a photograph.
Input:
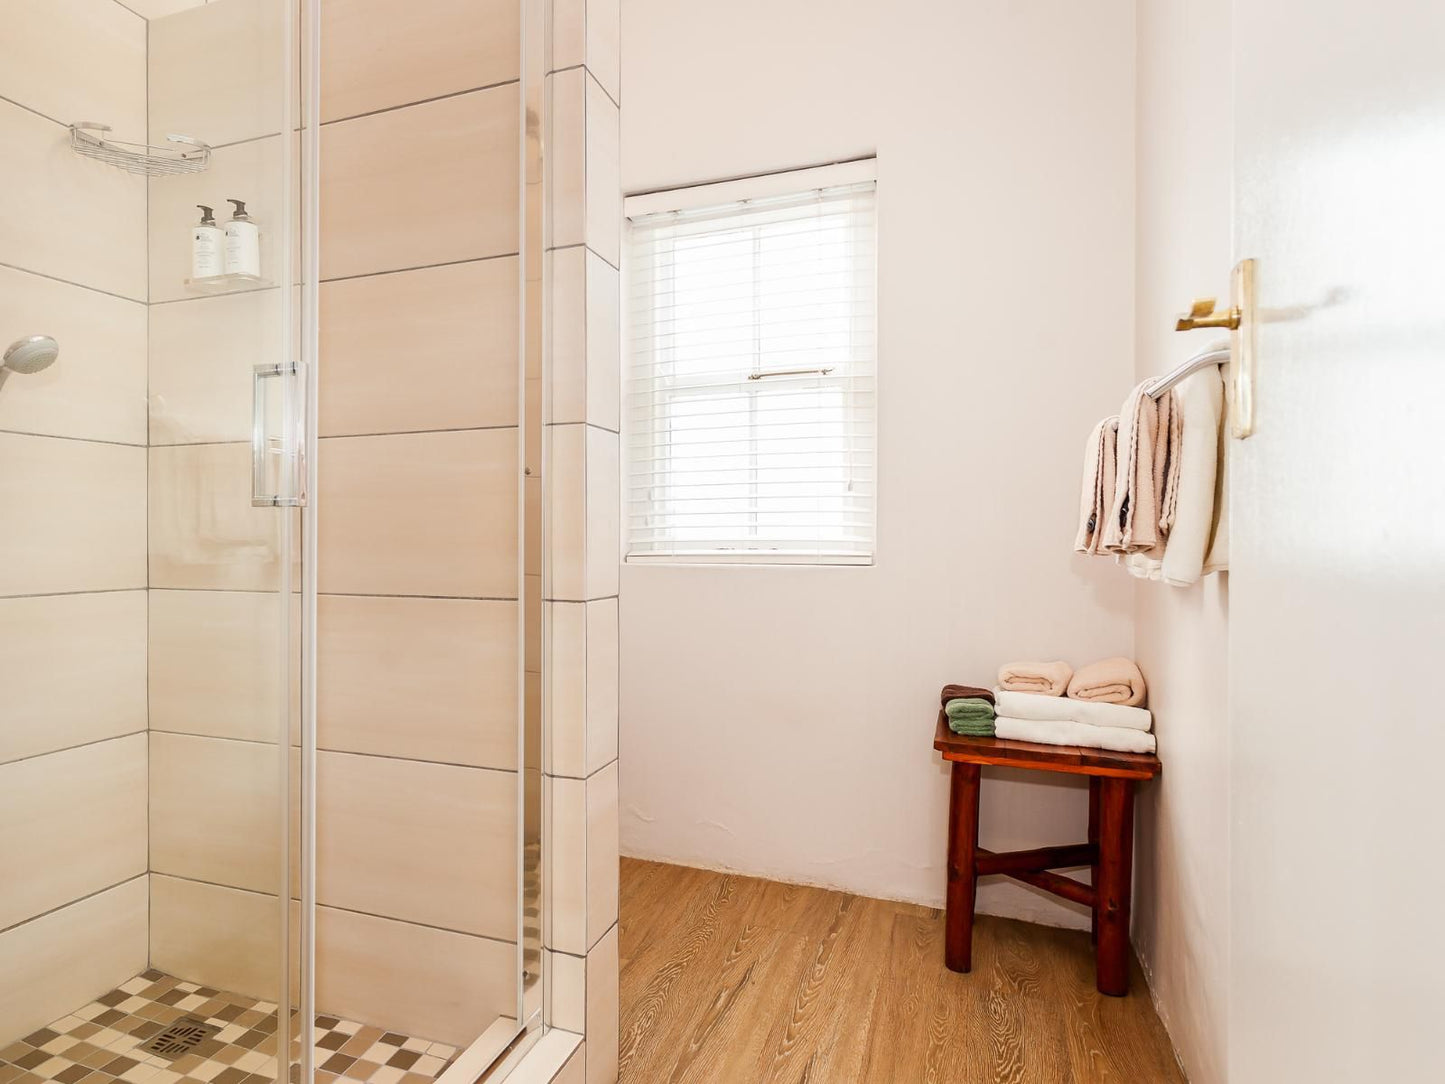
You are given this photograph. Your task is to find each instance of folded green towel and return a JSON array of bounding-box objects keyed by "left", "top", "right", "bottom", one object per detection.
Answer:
[
  {"left": 949, "top": 719, "right": 997, "bottom": 737},
  {"left": 945, "top": 697, "right": 996, "bottom": 723}
]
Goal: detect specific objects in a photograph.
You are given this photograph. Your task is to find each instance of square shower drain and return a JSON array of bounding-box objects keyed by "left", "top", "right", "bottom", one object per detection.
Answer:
[{"left": 141, "top": 1016, "right": 220, "bottom": 1059}]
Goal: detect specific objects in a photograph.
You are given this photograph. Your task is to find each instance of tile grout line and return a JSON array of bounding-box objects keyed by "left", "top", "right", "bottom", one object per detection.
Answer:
[{"left": 0, "top": 873, "right": 147, "bottom": 939}]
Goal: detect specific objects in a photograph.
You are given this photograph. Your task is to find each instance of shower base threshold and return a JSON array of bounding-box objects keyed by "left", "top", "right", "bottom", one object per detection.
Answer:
[{"left": 0, "top": 971, "right": 457, "bottom": 1084}]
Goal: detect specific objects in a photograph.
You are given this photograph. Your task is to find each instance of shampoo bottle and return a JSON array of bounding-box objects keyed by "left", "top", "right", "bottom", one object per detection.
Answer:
[
  {"left": 223, "top": 198, "right": 261, "bottom": 278},
  {"left": 192, "top": 205, "right": 223, "bottom": 279}
]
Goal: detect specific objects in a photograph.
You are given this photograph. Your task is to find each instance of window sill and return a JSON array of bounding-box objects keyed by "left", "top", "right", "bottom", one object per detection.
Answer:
[{"left": 625, "top": 552, "right": 873, "bottom": 568}]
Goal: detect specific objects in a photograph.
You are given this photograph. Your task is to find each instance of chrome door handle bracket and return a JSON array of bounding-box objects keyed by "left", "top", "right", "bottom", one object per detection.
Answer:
[{"left": 252, "top": 361, "right": 309, "bottom": 507}]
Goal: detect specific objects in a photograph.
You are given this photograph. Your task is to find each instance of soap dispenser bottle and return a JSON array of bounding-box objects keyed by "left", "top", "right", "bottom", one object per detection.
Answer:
[
  {"left": 192, "top": 205, "right": 224, "bottom": 280},
  {"left": 222, "top": 198, "right": 261, "bottom": 278}
]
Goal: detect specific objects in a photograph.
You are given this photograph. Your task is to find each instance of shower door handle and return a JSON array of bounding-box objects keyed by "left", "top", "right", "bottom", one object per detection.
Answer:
[{"left": 252, "top": 362, "right": 308, "bottom": 507}]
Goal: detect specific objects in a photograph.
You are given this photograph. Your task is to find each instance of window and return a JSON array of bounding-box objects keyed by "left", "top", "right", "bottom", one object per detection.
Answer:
[{"left": 624, "top": 161, "right": 878, "bottom": 564}]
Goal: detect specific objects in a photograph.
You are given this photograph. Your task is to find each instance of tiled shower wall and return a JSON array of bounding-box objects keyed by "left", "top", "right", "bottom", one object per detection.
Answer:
[
  {"left": 542, "top": 1, "right": 622, "bottom": 1081},
  {"left": 0, "top": 0, "right": 150, "bottom": 1047}
]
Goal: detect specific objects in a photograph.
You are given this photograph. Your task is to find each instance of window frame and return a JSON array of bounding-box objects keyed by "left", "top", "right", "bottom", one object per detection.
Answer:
[{"left": 622, "top": 158, "right": 879, "bottom": 568}]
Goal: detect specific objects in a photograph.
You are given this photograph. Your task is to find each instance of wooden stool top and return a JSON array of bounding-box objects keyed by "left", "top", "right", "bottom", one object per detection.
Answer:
[{"left": 934, "top": 712, "right": 1161, "bottom": 780}]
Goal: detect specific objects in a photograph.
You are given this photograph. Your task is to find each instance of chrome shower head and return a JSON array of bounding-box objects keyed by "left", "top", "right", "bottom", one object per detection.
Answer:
[{"left": 3, "top": 335, "right": 59, "bottom": 375}]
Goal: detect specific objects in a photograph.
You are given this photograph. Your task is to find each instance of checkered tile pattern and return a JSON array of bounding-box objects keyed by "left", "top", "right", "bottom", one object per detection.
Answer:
[{"left": 0, "top": 973, "right": 455, "bottom": 1084}]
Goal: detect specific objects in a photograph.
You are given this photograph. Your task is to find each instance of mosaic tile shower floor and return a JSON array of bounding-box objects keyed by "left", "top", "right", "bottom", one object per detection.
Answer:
[{"left": 0, "top": 972, "right": 456, "bottom": 1084}]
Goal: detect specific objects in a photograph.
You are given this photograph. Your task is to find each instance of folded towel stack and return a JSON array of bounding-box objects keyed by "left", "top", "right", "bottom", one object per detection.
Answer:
[
  {"left": 945, "top": 697, "right": 996, "bottom": 737},
  {"left": 988, "top": 657, "right": 1155, "bottom": 753},
  {"left": 996, "top": 660, "right": 1073, "bottom": 697}
]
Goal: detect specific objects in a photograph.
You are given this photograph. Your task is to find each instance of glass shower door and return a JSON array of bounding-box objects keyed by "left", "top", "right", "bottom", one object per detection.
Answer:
[{"left": 0, "top": 0, "right": 304, "bottom": 1082}]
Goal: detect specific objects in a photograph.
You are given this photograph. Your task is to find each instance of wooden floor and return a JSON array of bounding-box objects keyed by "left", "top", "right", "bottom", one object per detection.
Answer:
[{"left": 618, "top": 859, "right": 1185, "bottom": 1084}]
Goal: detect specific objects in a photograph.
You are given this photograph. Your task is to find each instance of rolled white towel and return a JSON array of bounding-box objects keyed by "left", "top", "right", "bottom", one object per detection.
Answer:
[
  {"left": 995, "top": 716, "right": 1156, "bottom": 755},
  {"left": 994, "top": 689, "right": 1152, "bottom": 732}
]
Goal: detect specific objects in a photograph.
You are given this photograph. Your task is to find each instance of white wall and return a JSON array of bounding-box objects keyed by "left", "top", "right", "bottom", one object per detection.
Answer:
[
  {"left": 619, "top": 0, "right": 1138, "bottom": 924},
  {"left": 1128, "top": 2, "right": 1231, "bottom": 1081}
]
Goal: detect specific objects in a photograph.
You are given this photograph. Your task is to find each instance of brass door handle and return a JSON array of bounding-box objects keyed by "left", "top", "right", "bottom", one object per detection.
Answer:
[{"left": 1175, "top": 296, "right": 1242, "bottom": 331}]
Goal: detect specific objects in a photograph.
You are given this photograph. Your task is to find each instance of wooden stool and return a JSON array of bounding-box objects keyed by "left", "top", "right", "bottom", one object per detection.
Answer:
[{"left": 933, "top": 712, "right": 1161, "bottom": 996}]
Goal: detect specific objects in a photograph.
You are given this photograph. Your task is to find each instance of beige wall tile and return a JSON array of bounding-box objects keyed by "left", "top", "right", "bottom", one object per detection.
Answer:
[
  {"left": 585, "top": 762, "right": 619, "bottom": 950},
  {"left": 317, "top": 429, "right": 518, "bottom": 598},
  {"left": 0, "top": 877, "right": 147, "bottom": 1049},
  {"left": 0, "top": 266, "right": 147, "bottom": 445},
  {"left": 549, "top": 70, "right": 585, "bottom": 252},
  {"left": 317, "top": 751, "right": 517, "bottom": 939},
  {"left": 547, "top": 602, "right": 586, "bottom": 778},
  {"left": 0, "top": 591, "right": 146, "bottom": 765},
  {"left": 551, "top": 249, "right": 620, "bottom": 432},
  {"left": 585, "top": 598, "right": 620, "bottom": 773},
  {"left": 319, "top": 259, "right": 518, "bottom": 437},
  {"left": 148, "top": 134, "right": 287, "bottom": 303},
  {"left": 316, "top": 904, "right": 515, "bottom": 1047},
  {"left": 584, "top": 75, "right": 621, "bottom": 269},
  {"left": 548, "top": 598, "right": 617, "bottom": 779},
  {"left": 548, "top": 72, "right": 620, "bottom": 267},
  {"left": 0, "top": 735, "right": 147, "bottom": 930},
  {"left": 547, "top": 425, "right": 618, "bottom": 602},
  {"left": 150, "top": 874, "right": 282, "bottom": 1001},
  {"left": 583, "top": 251, "right": 621, "bottom": 431},
  {"left": 321, "top": 0, "right": 519, "bottom": 123},
  {"left": 150, "top": 290, "right": 284, "bottom": 445},
  {"left": 547, "top": 949, "right": 585, "bottom": 1033},
  {"left": 317, "top": 595, "right": 518, "bottom": 769},
  {"left": 148, "top": 0, "right": 286, "bottom": 150},
  {"left": 150, "top": 589, "right": 288, "bottom": 743},
  {"left": 0, "top": 0, "right": 146, "bottom": 139},
  {"left": 150, "top": 732, "right": 284, "bottom": 895},
  {"left": 0, "top": 103, "right": 146, "bottom": 301},
  {"left": 584, "top": 924, "right": 618, "bottom": 1084},
  {"left": 149, "top": 442, "right": 285, "bottom": 591},
  {"left": 320, "top": 86, "right": 519, "bottom": 281},
  {"left": 0, "top": 434, "right": 145, "bottom": 597},
  {"left": 548, "top": 425, "right": 585, "bottom": 601},
  {"left": 548, "top": 776, "right": 584, "bottom": 955},
  {"left": 585, "top": 426, "right": 620, "bottom": 599},
  {"left": 124, "top": 1, "right": 209, "bottom": 18}
]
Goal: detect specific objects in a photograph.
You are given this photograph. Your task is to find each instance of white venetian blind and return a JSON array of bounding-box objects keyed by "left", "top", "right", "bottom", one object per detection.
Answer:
[{"left": 625, "top": 167, "right": 878, "bottom": 563}]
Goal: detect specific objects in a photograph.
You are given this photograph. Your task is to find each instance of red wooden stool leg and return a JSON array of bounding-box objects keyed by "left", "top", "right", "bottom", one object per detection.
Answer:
[
  {"left": 945, "top": 762, "right": 981, "bottom": 972},
  {"left": 1088, "top": 777, "right": 1100, "bottom": 946},
  {"left": 1095, "top": 777, "right": 1135, "bottom": 995}
]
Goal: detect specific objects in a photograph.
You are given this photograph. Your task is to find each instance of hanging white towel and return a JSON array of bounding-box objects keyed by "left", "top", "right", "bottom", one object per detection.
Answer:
[
  {"left": 995, "top": 716, "right": 1157, "bottom": 754},
  {"left": 1124, "top": 367, "right": 1225, "bottom": 584}
]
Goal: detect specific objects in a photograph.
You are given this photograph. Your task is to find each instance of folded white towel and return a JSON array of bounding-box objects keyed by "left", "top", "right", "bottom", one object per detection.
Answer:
[
  {"left": 995, "top": 716, "right": 1157, "bottom": 754},
  {"left": 994, "top": 689, "right": 1152, "bottom": 732}
]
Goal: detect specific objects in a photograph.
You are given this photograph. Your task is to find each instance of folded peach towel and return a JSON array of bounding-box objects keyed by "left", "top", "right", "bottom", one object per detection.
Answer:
[
  {"left": 1102, "top": 385, "right": 1179, "bottom": 555},
  {"left": 1067, "top": 657, "right": 1147, "bottom": 707},
  {"left": 1074, "top": 416, "right": 1118, "bottom": 555},
  {"left": 997, "top": 660, "right": 1073, "bottom": 697}
]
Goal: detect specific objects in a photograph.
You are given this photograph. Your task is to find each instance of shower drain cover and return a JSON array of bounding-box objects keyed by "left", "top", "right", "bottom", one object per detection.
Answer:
[{"left": 141, "top": 1017, "right": 219, "bottom": 1059}]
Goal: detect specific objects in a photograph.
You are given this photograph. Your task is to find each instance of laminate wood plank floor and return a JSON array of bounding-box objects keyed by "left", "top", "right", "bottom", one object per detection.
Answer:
[{"left": 618, "top": 858, "right": 1185, "bottom": 1084}]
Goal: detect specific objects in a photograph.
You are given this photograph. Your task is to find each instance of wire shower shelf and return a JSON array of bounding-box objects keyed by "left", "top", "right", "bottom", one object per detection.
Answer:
[{"left": 69, "top": 122, "right": 211, "bottom": 177}]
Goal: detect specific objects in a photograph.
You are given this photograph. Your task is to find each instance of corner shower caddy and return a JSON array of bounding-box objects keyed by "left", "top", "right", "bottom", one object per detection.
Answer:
[{"left": 69, "top": 121, "right": 211, "bottom": 176}]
